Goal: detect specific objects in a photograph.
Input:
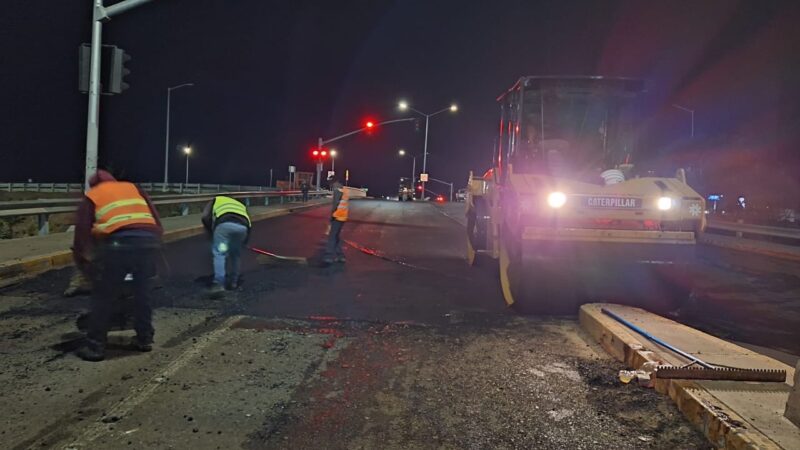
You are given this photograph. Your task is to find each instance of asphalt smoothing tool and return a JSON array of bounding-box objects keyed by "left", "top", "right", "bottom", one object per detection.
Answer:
[
  {"left": 601, "top": 307, "right": 787, "bottom": 383},
  {"left": 249, "top": 246, "right": 308, "bottom": 266}
]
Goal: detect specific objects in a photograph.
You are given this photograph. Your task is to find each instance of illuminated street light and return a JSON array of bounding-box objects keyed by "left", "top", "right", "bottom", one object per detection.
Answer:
[
  {"left": 183, "top": 146, "right": 192, "bottom": 184},
  {"left": 330, "top": 149, "right": 337, "bottom": 173},
  {"left": 395, "top": 100, "right": 458, "bottom": 198},
  {"left": 398, "top": 149, "right": 416, "bottom": 193},
  {"left": 164, "top": 82, "right": 195, "bottom": 188}
]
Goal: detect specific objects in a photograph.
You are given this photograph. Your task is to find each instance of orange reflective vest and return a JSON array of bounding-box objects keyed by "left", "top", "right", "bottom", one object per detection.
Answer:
[
  {"left": 332, "top": 187, "right": 349, "bottom": 222},
  {"left": 86, "top": 181, "right": 156, "bottom": 236}
]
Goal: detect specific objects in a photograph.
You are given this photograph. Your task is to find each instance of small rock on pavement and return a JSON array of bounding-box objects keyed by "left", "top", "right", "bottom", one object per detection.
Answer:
[{"left": 102, "top": 415, "right": 121, "bottom": 423}]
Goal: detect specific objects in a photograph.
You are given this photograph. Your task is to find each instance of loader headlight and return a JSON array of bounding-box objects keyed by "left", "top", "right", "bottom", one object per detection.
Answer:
[
  {"left": 547, "top": 191, "right": 567, "bottom": 209},
  {"left": 657, "top": 196, "right": 674, "bottom": 211}
]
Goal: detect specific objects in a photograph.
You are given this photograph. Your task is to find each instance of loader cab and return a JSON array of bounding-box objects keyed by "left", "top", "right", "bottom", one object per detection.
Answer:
[{"left": 495, "top": 76, "right": 644, "bottom": 185}]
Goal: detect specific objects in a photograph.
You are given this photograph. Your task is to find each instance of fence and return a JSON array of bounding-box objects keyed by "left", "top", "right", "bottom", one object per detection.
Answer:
[
  {"left": 705, "top": 218, "right": 800, "bottom": 245},
  {"left": 0, "top": 189, "right": 331, "bottom": 237},
  {"left": 0, "top": 182, "right": 278, "bottom": 195}
]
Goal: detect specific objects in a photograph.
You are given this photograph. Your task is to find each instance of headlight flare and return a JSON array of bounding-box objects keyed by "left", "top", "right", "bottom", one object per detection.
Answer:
[
  {"left": 657, "top": 197, "right": 673, "bottom": 211},
  {"left": 547, "top": 191, "right": 567, "bottom": 209}
]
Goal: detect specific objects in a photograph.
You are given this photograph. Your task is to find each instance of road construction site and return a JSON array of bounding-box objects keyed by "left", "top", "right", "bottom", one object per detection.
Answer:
[{"left": 1, "top": 200, "right": 798, "bottom": 449}]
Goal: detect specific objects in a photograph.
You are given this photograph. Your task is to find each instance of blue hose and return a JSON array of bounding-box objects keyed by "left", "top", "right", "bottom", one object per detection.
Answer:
[{"left": 601, "top": 307, "right": 713, "bottom": 369}]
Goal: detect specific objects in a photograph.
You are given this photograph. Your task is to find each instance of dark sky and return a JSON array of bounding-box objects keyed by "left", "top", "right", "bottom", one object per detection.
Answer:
[{"left": 1, "top": 0, "right": 799, "bottom": 197}]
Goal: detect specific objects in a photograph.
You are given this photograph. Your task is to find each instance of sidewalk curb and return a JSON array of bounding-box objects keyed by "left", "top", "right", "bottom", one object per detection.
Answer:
[
  {"left": 700, "top": 233, "right": 800, "bottom": 263},
  {"left": 0, "top": 202, "right": 324, "bottom": 288},
  {"left": 579, "top": 303, "right": 787, "bottom": 450}
]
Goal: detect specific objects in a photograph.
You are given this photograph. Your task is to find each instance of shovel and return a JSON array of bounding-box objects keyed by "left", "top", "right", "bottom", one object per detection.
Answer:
[{"left": 249, "top": 246, "right": 308, "bottom": 265}]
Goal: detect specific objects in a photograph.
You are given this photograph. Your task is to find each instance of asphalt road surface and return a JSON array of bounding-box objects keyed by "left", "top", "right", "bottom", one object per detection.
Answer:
[{"left": 2, "top": 199, "right": 797, "bottom": 449}]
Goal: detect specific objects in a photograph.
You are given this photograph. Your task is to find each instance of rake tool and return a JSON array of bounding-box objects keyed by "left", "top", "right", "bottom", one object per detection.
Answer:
[
  {"left": 249, "top": 246, "right": 308, "bottom": 265},
  {"left": 602, "top": 308, "right": 786, "bottom": 383}
]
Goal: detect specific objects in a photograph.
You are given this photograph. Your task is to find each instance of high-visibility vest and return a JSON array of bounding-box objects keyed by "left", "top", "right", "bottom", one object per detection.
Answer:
[
  {"left": 86, "top": 181, "right": 157, "bottom": 236},
  {"left": 213, "top": 196, "right": 251, "bottom": 226},
  {"left": 332, "top": 188, "right": 349, "bottom": 222}
]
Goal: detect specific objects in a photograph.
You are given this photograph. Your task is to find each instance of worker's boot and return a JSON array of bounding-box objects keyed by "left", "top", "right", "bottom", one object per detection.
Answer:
[
  {"left": 63, "top": 270, "right": 92, "bottom": 297},
  {"left": 76, "top": 339, "right": 105, "bottom": 362},
  {"left": 208, "top": 283, "right": 226, "bottom": 299},
  {"left": 134, "top": 335, "right": 153, "bottom": 352}
]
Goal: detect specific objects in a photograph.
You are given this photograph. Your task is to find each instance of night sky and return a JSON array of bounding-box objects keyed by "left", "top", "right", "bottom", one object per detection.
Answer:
[{"left": 1, "top": 0, "right": 799, "bottom": 199}]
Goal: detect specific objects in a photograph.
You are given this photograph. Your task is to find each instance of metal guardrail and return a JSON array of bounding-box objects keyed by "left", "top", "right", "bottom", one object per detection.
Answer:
[
  {"left": 0, "top": 182, "right": 276, "bottom": 195},
  {"left": 0, "top": 189, "right": 330, "bottom": 236},
  {"left": 705, "top": 218, "right": 800, "bottom": 243}
]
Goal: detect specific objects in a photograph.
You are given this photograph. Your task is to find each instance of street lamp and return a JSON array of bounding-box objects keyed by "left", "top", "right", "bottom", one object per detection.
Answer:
[
  {"left": 672, "top": 104, "right": 695, "bottom": 138},
  {"left": 330, "top": 149, "right": 337, "bottom": 174},
  {"left": 164, "top": 82, "right": 194, "bottom": 189},
  {"left": 183, "top": 146, "right": 192, "bottom": 184},
  {"left": 397, "top": 100, "right": 458, "bottom": 198},
  {"left": 398, "top": 149, "right": 416, "bottom": 190}
]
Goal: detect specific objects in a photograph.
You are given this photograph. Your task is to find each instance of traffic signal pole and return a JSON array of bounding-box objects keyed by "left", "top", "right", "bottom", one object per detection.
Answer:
[
  {"left": 83, "top": 0, "right": 154, "bottom": 190},
  {"left": 316, "top": 117, "right": 415, "bottom": 190}
]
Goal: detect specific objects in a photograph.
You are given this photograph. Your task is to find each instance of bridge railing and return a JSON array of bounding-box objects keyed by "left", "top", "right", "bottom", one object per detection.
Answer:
[
  {"left": 705, "top": 218, "right": 800, "bottom": 244},
  {"left": 0, "top": 182, "right": 278, "bottom": 195},
  {"left": 0, "top": 189, "right": 330, "bottom": 237}
]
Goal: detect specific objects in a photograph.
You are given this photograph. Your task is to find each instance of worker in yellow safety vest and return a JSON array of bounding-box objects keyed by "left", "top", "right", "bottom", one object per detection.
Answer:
[
  {"left": 323, "top": 173, "right": 348, "bottom": 265},
  {"left": 201, "top": 196, "right": 251, "bottom": 298},
  {"left": 73, "top": 170, "right": 163, "bottom": 361}
]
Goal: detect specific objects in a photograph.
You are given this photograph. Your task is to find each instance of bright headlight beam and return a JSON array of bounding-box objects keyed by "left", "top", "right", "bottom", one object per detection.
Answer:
[
  {"left": 547, "top": 191, "right": 567, "bottom": 208},
  {"left": 657, "top": 197, "right": 673, "bottom": 211}
]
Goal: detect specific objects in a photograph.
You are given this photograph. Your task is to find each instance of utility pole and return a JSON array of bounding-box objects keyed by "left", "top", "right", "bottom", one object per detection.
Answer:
[{"left": 83, "top": 0, "right": 155, "bottom": 190}]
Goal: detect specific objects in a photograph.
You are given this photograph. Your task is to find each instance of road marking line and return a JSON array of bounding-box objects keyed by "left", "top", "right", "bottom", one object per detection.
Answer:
[{"left": 66, "top": 315, "right": 243, "bottom": 449}]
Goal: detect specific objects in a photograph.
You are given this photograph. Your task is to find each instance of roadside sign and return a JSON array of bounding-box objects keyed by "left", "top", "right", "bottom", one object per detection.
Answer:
[
  {"left": 288, "top": 165, "right": 296, "bottom": 173},
  {"left": 328, "top": 171, "right": 335, "bottom": 178},
  {"left": 345, "top": 170, "right": 350, "bottom": 181},
  {"left": 420, "top": 173, "right": 429, "bottom": 182}
]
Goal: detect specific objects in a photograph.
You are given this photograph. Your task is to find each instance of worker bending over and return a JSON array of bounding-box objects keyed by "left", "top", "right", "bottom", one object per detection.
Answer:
[
  {"left": 201, "top": 196, "right": 251, "bottom": 298},
  {"left": 74, "top": 170, "right": 163, "bottom": 361}
]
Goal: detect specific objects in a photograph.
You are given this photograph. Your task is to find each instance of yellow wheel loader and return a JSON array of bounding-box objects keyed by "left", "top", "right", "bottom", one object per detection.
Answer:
[{"left": 466, "top": 77, "right": 706, "bottom": 314}]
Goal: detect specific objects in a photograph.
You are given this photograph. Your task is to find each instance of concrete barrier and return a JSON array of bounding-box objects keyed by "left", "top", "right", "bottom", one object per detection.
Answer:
[{"left": 580, "top": 303, "right": 798, "bottom": 450}]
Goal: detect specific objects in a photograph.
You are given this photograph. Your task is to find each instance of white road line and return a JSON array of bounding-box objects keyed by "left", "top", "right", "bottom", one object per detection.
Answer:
[{"left": 65, "top": 315, "right": 243, "bottom": 449}]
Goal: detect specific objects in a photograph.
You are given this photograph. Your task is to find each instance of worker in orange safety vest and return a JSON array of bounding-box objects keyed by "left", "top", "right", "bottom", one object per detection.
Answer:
[
  {"left": 72, "top": 170, "right": 163, "bottom": 361},
  {"left": 322, "top": 173, "right": 348, "bottom": 265}
]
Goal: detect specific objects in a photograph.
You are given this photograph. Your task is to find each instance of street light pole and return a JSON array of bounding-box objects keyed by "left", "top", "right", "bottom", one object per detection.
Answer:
[
  {"left": 164, "top": 83, "right": 194, "bottom": 189},
  {"left": 397, "top": 102, "right": 457, "bottom": 199},
  {"left": 672, "top": 104, "right": 695, "bottom": 138},
  {"left": 183, "top": 146, "right": 191, "bottom": 184}
]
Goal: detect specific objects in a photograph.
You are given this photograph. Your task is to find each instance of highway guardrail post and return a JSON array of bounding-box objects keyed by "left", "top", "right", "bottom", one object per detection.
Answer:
[{"left": 38, "top": 214, "right": 50, "bottom": 236}]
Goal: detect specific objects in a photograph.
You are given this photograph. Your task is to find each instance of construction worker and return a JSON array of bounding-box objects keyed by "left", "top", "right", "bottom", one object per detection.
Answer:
[
  {"left": 323, "top": 174, "right": 348, "bottom": 265},
  {"left": 201, "top": 196, "right": 251, "bottom": 298},
  {"left": 74, "top": 170, "right": 163, "bottom": 362},
  {"left": 301, "top": 181, "right": 310, "bottom": 203}
]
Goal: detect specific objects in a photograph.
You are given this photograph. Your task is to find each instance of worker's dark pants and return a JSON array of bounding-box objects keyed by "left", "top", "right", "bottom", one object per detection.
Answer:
[
  {"left": 87, "top": 235, "right": 159, "bottom": 349},
  {"left": 302, "top": 192, "right": 309, "bottom": 202},
  {"left": 323, "top": 219, "right": 345, "bottom": 261}
]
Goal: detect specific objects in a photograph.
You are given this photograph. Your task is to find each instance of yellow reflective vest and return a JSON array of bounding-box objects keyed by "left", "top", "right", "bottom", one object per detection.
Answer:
[{"left": 213, "top": 196, "right": 251, "bottom": 226}]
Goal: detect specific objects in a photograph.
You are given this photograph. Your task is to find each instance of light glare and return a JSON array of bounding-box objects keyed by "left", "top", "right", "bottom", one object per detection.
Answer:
[
  {"left": 547, "top": 191, "right": 567, "bottom": 208},
  {"left": 657, "top": 197, "right": 673, "bottom": 211}
]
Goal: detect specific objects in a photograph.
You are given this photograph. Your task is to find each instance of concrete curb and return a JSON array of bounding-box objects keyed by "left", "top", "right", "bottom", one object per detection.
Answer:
[
  {"left": 700, "top": 233, "right": 800, "bottom": 262},
  {"left": 0, "top": 202, "right": 324, "bottom": 288},
  {"left": 579, "top": 303, "right": 789, "bottom": 450}
]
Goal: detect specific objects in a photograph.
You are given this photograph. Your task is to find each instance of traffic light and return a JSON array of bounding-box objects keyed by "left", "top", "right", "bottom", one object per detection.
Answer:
[
  {"left": 78, "top": 44, "right": 131, "bottom": 94},
  {"left": 365, "top": 121, "right": 375, "bottom": 129},
  {"left": 107, "top": 46, "right": 131, "bottom": 94},
  {"left": 312, "top": 150, "right": 319, "bottom": 157}
]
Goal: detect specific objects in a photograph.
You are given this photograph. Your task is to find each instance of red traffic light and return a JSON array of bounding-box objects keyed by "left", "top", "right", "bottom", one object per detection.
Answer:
[
  {"left": 365, "top": 120, "right": 375, "bottom": 129},
  {"left": 321, "top": 150, "right": 327, "bottom": 157},
  {"left": 312, "top": 150, "right": 319, "bottom": 156}
]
